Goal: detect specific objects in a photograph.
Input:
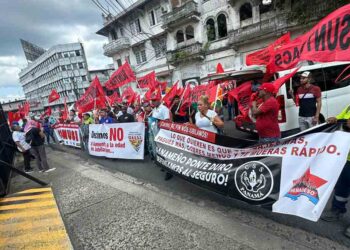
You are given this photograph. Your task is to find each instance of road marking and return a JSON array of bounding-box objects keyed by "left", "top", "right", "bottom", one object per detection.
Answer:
[{"left": 0, "top": 187, "right": 72, "bottom": 249}]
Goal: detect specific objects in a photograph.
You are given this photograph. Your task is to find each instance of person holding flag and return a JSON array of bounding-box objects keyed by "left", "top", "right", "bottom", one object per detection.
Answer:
[{"left": 251, "top": 83, "right": 280, "bottom": 143}]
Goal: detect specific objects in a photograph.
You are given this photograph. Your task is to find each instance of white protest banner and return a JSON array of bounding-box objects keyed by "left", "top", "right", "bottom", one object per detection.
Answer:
[
  {"left": 88, "top": 123, "right": 145, "bottom": 160},
  {"left": 153, "top": 121, "right": 350, "bottom": 221},
  {"left": 54, "top": 123, "right": 81, "bottom": 148}
]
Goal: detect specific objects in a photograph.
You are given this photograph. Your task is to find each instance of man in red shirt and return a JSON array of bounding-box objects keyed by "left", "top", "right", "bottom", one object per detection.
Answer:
[{"left": 251, "top": 83, "right": 280, "bottom": 143}]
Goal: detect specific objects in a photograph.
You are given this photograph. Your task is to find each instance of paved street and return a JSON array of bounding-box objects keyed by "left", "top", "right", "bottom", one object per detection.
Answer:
[{"left": 8, "top": 142, "right": 350, "bottom": 249}]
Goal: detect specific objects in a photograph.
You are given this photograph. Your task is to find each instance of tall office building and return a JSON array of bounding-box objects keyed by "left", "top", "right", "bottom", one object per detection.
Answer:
[{"left": 19, "top": 41, "right": 90, "bottom": 112}]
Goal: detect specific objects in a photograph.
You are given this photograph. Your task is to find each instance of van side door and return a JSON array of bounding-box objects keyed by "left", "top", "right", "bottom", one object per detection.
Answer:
[{"left": 322, "top": 64, "right": 350, "bottom": 118}]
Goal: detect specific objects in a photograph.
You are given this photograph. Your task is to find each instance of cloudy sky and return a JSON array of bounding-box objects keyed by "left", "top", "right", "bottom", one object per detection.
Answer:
[{"left": 0, "top": 0, "right": 135, "bottom": 102}]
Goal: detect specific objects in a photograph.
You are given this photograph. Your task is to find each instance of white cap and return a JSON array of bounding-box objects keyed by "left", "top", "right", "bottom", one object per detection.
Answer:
[{"left": 301, "top": 71, "right": 311, "bottom": 78}]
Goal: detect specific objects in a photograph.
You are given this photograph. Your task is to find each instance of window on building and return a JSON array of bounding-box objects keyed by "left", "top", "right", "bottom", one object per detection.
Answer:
[
  {"left": 117, "top": 59, "right": 122, "bottom": 67},
  {"left": 69, "top": 52, "right": 75, "bottom": 57},
  {"left": 78, "top": 62, "right": 84, "bottom": 69},
  {"left": 134, "top": 46, "right": 147, "bottom": 65},
  {"left": 66, "top": 64, "right": 72, "bottom": 70},
  {"left": 240, "top": 3, "right": 253, "bottom": 21},
  {"left": 57, "top": 52, "right": 63, "bottom": 58},
  {"left": 129, "top": 19, "right": 142, "bottom": 34},
  {"left": 110, "top": 29, "right": 118, "bottom": 40},
  {"left": 125, "top": 55, "right": 130, "bottom": 63},
  {"left": 75, "top": 50, "right": 81, "bottom": 56},
  {"left": 185, "top": 25, "right": 194, "bottom": 40},
  {"left": 63, "top": 52, "right": 69, "bottom": 58},
  {"left": 72, "top": 63, "right": 78, "bottom": 70},
  {"left": 206, "top": 19, "right": 216, "bottom": 41},
  {"left": 217, "top": 14, "right": 227, "bottom": 38},
  {"left": 176, "top": 30, "right": 185, "bottom": 43},
  {"left": 152, "top": 36, "right": 167, "bottom": 58},
  {"left": 259, "top": 2, "right": 273, "bottom": 14},
  {"left": 149, "top": 7, "right": 162, "bottom": 26},
  {"left": 61, "top": 65, "right": 66, "bottom": 71},
  {"left": 81, "top": 75, "right": 87, "bottom": 81}
]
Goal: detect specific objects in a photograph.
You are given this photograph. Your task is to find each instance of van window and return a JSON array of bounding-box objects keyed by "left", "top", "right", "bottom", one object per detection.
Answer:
[
  {"left": 286, "top": 68, "right": 326, "bottom": 99},
  {"left": 323, "top": 64, "right": 350, "bottom": 91}
]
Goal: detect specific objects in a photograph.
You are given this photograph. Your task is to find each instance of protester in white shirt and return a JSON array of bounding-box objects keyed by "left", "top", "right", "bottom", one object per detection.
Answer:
[
  {"left": 11, "top": 121, "right": 33, "bottom": 173},
  {"left": 151, "top": 98, "right": 170, "bottom": 121},
  {"left": 194, "top": 95, "right": 224, "bottom": 134},
  {"left": 68, "top": 109, "right": 81, "bottom": 124}
]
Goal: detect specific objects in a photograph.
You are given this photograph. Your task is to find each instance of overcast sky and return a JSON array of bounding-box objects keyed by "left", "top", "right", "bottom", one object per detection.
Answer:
[{"left": 0, "top": 0, "right": 135, "bottom": 102}]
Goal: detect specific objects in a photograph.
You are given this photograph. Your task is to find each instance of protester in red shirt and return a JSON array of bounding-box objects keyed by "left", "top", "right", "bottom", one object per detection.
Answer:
[{"left": 251, "top": 83, "right": 280, "bottom": 143}]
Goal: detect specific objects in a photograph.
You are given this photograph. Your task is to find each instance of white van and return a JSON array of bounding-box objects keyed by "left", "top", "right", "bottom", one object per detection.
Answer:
[{"left": 237, "top": 61, "right": 350, "bottom": 136}]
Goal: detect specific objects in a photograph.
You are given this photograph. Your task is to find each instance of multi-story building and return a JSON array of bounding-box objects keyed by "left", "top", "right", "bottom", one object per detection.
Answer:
[
  {"left": 2, "top": 99, "right": 26, "bottom": 113},
  {"left": 89, "top": 65, "right": 115, "bottom": 85},
  {"left": 96, "top": 0, "right": 336, "bottom": 88},
  {"left": 19, "top": 42, "right": 90, "bottom": 113}
]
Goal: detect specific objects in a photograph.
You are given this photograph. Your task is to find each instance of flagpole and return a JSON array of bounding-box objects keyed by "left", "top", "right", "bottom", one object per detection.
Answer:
[
  {"left": 175, "top": 83, "right": 188, "bottom": 113},
  {"left": 213, "top": 85, "right": 220, "bottom": 111}
]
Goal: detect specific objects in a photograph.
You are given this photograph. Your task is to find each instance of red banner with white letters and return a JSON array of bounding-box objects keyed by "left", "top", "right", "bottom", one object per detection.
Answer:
[{"left": 105, "top": 61, "right": 136, "bottom": 90}]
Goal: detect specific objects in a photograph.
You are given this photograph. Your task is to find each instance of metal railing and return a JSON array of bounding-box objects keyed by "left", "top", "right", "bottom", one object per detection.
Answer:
[
  {"left": 162, "top": 0, "right": 200, "bottom": 28},
  {"left": 166, "top": 42, "right": 204, "bottom": 64},
  {"left": 103, "top": 37, "right": 131, "bottom": 57}
]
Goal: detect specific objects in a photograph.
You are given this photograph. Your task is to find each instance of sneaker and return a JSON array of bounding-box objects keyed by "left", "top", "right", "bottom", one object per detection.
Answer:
[
  {"left": 321, "top": 208, "right": 345, "bottom": 222},
  {"left": 24, "top": 169, "right": 34, "bottom": 173},
  {"left": 344, "top": 225, "right": 350, "bottom": 238},
  {"left": 44, "top": 168, "right": 56, "bottom": 173}
]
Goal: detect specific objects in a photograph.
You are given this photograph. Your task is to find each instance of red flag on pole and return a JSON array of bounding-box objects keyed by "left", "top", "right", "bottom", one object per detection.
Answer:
[
  {"left": 62, "top": 97, "right": 68, "bottom": 120},
  {"left": 228, "top": 81, "right": 252, "bottom": 118},
  {"left": 105, "top": 61, "right": 136, "bottom": 90},
  {"left": 44, "top": 107, "right": 52, "bottom": 117},
  {"left": 272, "top": 68, "right": 299, "bottom": 94},
  {"left": 76, "top": 76, "right": 106, "bottom": 113},
  {"left": 121, "top": 87, "right": 136, "bottom": 105},
  {"left": 162, "top": 81, "right": 181, "bottom": 108},
  {"left": 216, "top": 63, "right": 225, "bottom": 73},
  {"left": 48, "top": 89, "right": 61, "bottom": 103},
  {"left": 137, "top": 71, "right": 156, "bottom": 88},
  {"left": 106, "top": 91, "right": 122, "bottom": 106}
]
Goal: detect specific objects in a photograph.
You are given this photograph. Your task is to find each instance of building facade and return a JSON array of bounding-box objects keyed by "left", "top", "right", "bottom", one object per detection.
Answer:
[
  {"left": 2, "top": 99, "right": 26, "bottom": 113},
  {"left": 96, "top": 0, "right": 335, "bottom": 88},
  {"left": 19, "top": 43, "right": 90, "bottom": 112}
]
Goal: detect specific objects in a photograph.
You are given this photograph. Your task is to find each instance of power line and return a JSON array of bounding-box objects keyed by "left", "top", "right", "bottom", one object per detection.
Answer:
[
  {"left": 104, "top": 0, "right": 119, "bottom": 14},
  {"left": 91, "top": 0, "right": 109, "bottom": 15}
]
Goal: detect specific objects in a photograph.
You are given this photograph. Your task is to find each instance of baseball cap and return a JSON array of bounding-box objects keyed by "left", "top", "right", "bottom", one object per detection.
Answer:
[
  {"left": 301, "top": 71, "right": 311, "bottom": 78},
  {"left": 258, "top": 83, "right": 275, "bottom": 93},
  {"left": 11, "top": 121, "right": 19, "bottom": 126}
]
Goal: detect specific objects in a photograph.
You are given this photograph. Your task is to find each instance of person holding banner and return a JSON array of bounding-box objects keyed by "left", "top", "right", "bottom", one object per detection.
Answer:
[
  {"left": 97, "top": 109, "right": 114, "bottom": 124},
  {"left": 251, "top": 83, "right": 280, "bottom": 143},
  {"left": 117, "top": 105, "right": 135, "bottom": 123},
  {"left": 289, "top": 71, "right": 322, "bottom": 131},
  {"left": 151, "top": 96, "right": 170, "bottom": 121},
  {"left": 67, "top": 109, "right": 81, "bottom": 125},
  {"left": 321, "top": 105, "right": 350, "bottom": 237},
  {"left": 195, "top": 95, "right": 224, "bottom": 134}
]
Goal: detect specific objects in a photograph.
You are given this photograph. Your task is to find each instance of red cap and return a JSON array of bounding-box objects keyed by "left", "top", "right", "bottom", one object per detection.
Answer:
[{"left": 258, "top": 83, "right": 275, "bottom": 94}]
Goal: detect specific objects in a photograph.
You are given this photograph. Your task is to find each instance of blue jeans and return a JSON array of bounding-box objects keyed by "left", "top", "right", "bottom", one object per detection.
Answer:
[
  {"left": 332, "top": 161, "right": 350, "bottom": 213},
  {"left": 227, "top": 103, "right": 234, "bottom": 120}
]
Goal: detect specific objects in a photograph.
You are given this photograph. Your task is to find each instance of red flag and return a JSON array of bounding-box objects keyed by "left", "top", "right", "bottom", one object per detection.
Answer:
[
  {"left": 137, "top": 71, "right": 156, "bottom": 88},
  {"left": 23, "top": 102, "right": 30, "bottom": 116},
  {"left": 121, "top": 87, "right": 136, "bottom": 105},
  {"left": 207, "top": 84, "right": 223, "bottom": 104},
  {"left": 228, "top": 81, "right": 252, "bottom": 118},
  {"left": 216, "top": 63, "right": 225, "bottom": 73},
  {"left": 272, "top": 68, "right": 299, "bottom": 94},
  {"left": 190, "top": 85, "right": 208, "bottom": 103},
  {"left": 48, "top": 89, "right": 61, "bottom": 103},
  {"left": 44, "top": 107, "right": 52, "bottom": 116},
  {"left": 154, "top": 80, "right": 167, "bottom": 92},
  {"left": 162, "top": 81, "right": 180, "bottom": 107},
  {"left": 8, "top": 112, "right": 14, "bottom": 125},
  {"left": 269, "top": 4, "right": 350, "bottom": 72},
  {"left": 178, "top": 84, "right": 191, "bottom": 109},
  {"left": 246, "top": 33, "right": 290, "bottom": 66},
  {"left": 105, "top": 61, "right": 136, "bottom": 90},
  {"left": 106, "top": 91, "right": 122, "bottom": 106},
  {"left": 62, "top": 98, "right": 68, "bottom": 120},
  {"left": 76, "top": 76, "right": 106, "bottom": 113}
]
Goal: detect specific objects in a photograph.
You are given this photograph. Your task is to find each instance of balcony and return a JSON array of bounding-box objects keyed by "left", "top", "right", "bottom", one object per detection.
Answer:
[
  {"left": 162, "top": 1, "right": 200, "bottom": 31},
  {"left": 229, "top": 13, "right": 288, "bottom": 46},
  {"left": 103, "top": 37, "right": 131, "bottom": 57},
  {"left": 166, "top": 42, "right": 204, "bottom": 65}
]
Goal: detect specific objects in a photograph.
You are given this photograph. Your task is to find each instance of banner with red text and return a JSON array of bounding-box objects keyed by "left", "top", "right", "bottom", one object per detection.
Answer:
[
  {"left": 53, "top": 123, "right": 81, "bottom": 148},
  {"left": 88, "top": 123, "right": 145, "bottom": 159},
  {"left": 152, "top": 120, "right": 350, "bottom": 221}
]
